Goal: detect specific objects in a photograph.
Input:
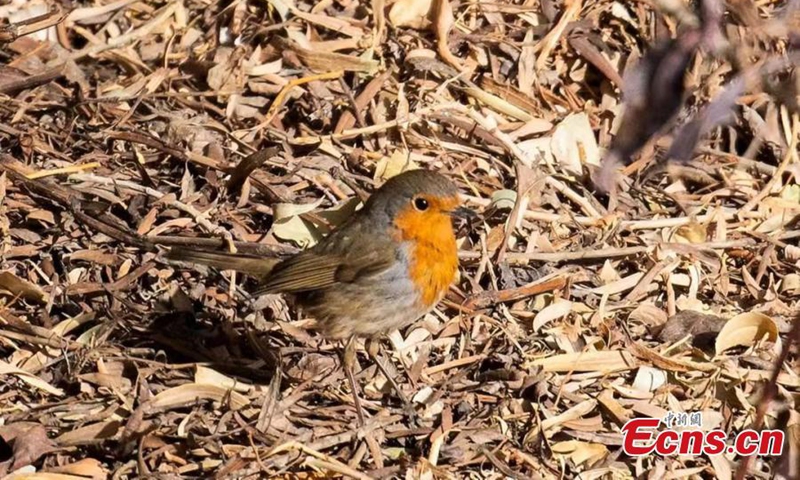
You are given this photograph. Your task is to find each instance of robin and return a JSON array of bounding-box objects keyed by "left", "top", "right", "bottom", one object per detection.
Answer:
[{"left": 167, "top": 169, "right": 472, "bottom": 422}]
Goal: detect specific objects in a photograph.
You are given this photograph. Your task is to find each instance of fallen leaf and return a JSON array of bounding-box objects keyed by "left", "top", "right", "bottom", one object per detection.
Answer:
[
  {"left": 0, "top": 360, "right": 64, "bottom": 396},
  {"left": 195, "top": 366, "right": 256, "bottom": 393},
  {"left": 780, "top": 273, "right": 800, "bottom": 295},
  {"left": 292, "top": 44, "right": 379, "bottom": 73},
  {"left": 462, "top": 86, "right": 534, "bottom": 121},
  {"left": 0, "top": 271, "right": 47, "bottom": 303},
  {"left": 551, "top": 112, "right": 601, "bottom": 177},
  {"left": 671, "top": 221, "right": 707, "bottom": 243},
  {"left": 551, "top": 440, "right": 608, "bottom": 467},
  {"left": 55, "top": 421, "right": 120, "bottom": 447},
  {"left": 631, "top": 366, "right": 668, "bottom": 392},
  {"left": 148, "top": 383, "right": 249, "bottom": 411},
  {"left": 532, "top": 300, "right": 572, "bottom": 331},
  {"left": 589, "top": 272, "right": 644, "bottom": 295},
  {"left": 532, "top": 350, "right": 638, "bottom": 373},
  {"left": 388, "top": 0, "right": 433, "bottom": 29},
  {"left": 489, "top": 189, "right": 517, "bottom": 211},
  {"left": 271, "top": 199, "right": 325, "bottom": 248},
  {"left": 374, "top": 150, "right": 418, "bottom": 182},
  {"left": 715, "top": 311, "right": 781, "bottom": 355},
  {"left": 0, "top": 423, "right": 56, "bottom": 472},
  {"left": 45, "top": 459, "right": 107, "bottom": 480}
]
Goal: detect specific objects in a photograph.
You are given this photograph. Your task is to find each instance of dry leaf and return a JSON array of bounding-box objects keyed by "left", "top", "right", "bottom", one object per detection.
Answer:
[
  {"left": 291, "top": 44, "right": 379, "bottom": 73},
  {"left": 0, "top": 423, "right": 56, "bottom": 475},
  {"left": 463, "top": 86, "right": 534, "bottom": 121},
  {"left": 272, "top": 199, "right": 325, "bottom": 248},
  {"left": 388, "top": 0, "right": 433, "bottom": 29},
  {"left": 528, "top": 399, "right": 599, "bottom": 442},
  {"left": 195, "top": 365, "right": 255, "bottom": 393},
  {"left": 589, "top": 272, "right": 644, "bottom": 295},
  {"left": 551, "top": 113, "right": 601, "bottom": 176},
  {"left": 316, "top": 197, "right": 361, "bottom": 230},
  {"left": 518, "top": 28, "right": 536, "bottom": 95},
  {"left": 597, "top": 390, "right": 630, "bottom": 425},
  {"left": 780, "top": 273, "right": 800, "bottom": 295},
  {"left": 0, "top": 423, "right": 57, "bottom": 473},
  {"left": 45, "top": 458, "right": 107, "bottom": 480},
  {"left": 715, "top": 311, "right": 781, "bottom": 355},
  {"left": 551, "top": 440, "right": 608, "bottom": 467},
  {"left": 672, "top": 221, "right": 707, "bottom": 243},
  {"left": 532, "top": 300, "right": 572, "bottom": 331},
  {"left": 148, "top": 383, "right": 249, "bottom": 411},
  {"left": 599, "top": 260, "right": 621, "bottom": 284},
  {"left": 0, "top": 360, "right": 64, "bottom": 396},
  {"left": 55, "top": 421, "right": 120, "bottom": 447},
  {"left": 374, "top": 150, "right": 418, "bottom": 182},
  {"left": 631, "top": 366, "right": 668, "bottom": 392},
  {"left": 490, "top": 189, "right": 517, "bottom": 211},
  {"left": 532, "top": 350, "right": 638, "bottom": 373},
  {"left": 0, "top": 271, "right": 47, "bottom": 303}
]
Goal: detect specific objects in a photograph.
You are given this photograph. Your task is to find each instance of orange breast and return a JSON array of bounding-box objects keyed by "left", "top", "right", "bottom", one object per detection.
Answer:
[{"left": 393, "top": 207, "right": 459, "bottom": 308}]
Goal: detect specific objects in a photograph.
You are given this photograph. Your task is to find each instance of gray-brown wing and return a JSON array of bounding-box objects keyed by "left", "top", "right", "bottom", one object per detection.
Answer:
[{"left": 254, "top": 240, "right": 397, "bottom": 294}]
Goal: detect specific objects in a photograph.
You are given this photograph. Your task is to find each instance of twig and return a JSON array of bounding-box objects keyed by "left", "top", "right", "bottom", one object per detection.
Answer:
[
  {"left": 26, "top": 162, "right": 100, "bottom": 179},
  {"left": 56, "top": 2, "right": 178, "bottom": 64},
  {"left": 423, "top": 354, "right": 486, "bottom": 376},
  {"left": 464, "top": 194, "right": 766, "bottom": 230},
  {"left": 290, "top": 102, "right": 460, "bottom": 145},
  {"left": 737, "top": 116, "right": 798, "bottom": 217},
  {"left": 264, "top": 441, "right": 373, "bottom": 480},
  {"left": 65, "top": 0, "right": 139, "bottom": 25},
  {"left": 453, "top": 105, "right": 538, "bottom": 167},
  {"left": 69, "top": 173, "right": 233, "bottom": 242},
  {"left": 0, "top": 5, "right": 66, "bottom": 43},
  {"left": 105, "top": 130, "right": 222, "bottom": 170},
  {"left": 256, "top": 70, "right": 344, "bottom": 130},
  {"left": 460, "top": 246, "right": 650, "bottom": 263},
  {"left": 733, "top": 311, "right": 800, "bottom": 480},
  {"left": 0, "top": 66, "right": 66, "bottom": 96},
  {"left": 545, "top": 176, "right": 605, "bottom": 218},
  {"left": 534, "top": 0, "right": 583, "bottom": 71},
  {"left": 463, "top": 274, "right": 567, "bottom": 309}
]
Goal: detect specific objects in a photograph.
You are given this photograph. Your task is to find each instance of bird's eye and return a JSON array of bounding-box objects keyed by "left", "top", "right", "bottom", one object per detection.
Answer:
[{"left": 413, "top": 197, "right": 429, "bottom": 211}]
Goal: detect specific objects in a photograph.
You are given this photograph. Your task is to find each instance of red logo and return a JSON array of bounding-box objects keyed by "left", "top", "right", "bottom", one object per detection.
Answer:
[{"left": 621, "top": 417, "right": 784, "bottom": 457}]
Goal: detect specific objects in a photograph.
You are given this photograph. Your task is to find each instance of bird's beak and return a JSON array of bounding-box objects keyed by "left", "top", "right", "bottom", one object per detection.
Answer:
[{"left": 449, "top": 206, "right": 477, "bottom": 220}]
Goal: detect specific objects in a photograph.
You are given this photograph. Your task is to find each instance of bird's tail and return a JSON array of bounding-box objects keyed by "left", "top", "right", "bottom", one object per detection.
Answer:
[{"left": 165, "top": 248, "right": 279, "bottom": 278}]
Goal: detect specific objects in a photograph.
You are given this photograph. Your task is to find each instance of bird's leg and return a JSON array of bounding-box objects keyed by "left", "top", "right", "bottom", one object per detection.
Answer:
[
  {"left": 365, "top": 337, "right": 421, "bottom": 427},
  {"left": 342, "top": 335, "right": 366, "bottom": 427}
]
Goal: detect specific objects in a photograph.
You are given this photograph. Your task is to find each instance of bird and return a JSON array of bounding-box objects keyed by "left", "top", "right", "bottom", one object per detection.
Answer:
[{"left": 166, "top": 169, "right": 472, "bottom": 423}]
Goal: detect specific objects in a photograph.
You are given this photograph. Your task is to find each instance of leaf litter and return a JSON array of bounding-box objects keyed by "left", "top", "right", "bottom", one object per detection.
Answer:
[{"left": 0, "top": 0, "right": 798, "bottom": 478}]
